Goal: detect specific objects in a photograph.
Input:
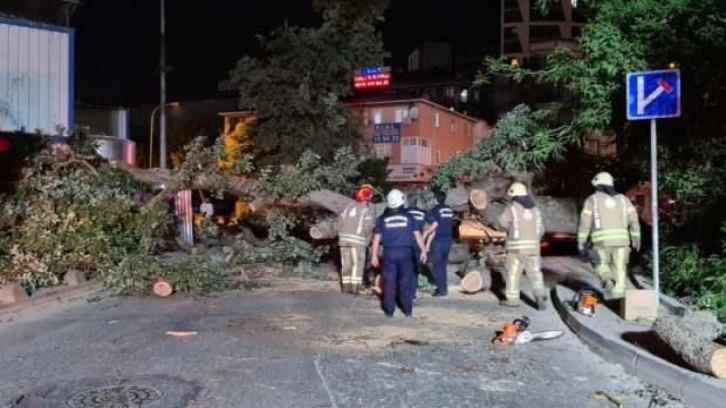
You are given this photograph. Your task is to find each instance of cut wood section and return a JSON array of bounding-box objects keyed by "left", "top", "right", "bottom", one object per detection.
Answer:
[
  {"left": 459, "top": 265, "right": 492, "bottom": 294},
  {"left": 458, "top": 219, "right": 506, "bottom": 242},
  {"left": 309, "top": 218, "right": 339, "bottom": 240},
  {"left": 653, "top": 311, "right": 726, "bottom": 378},
  {"left": 153, "top": 280, "right": 173, "bottom": 298},
  {"left": 468, "top": 189, "right": 488, "bottom": 210}
]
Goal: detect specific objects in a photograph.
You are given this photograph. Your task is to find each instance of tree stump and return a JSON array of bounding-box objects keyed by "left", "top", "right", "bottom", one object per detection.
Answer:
[
  {"left": 64, "top": 270, "right": 88, "bottom": 286},
  {"left": 653, "top": 311, "right": 726, "bottom": 378}
]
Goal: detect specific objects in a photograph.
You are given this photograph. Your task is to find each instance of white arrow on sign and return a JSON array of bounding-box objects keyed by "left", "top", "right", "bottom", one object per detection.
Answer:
[{"left": 637, "top": 76, "right": 673, "bottom": 114}]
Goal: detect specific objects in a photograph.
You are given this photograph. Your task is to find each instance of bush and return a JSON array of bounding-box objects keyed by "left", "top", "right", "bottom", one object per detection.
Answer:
[{"left": 644, "top": 244, "right": 726, "bottom": 320}]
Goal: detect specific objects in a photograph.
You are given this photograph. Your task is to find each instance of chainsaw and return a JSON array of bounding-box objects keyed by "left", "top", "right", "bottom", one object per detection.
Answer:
[
  {"left": 572, "top": 289, "right": 599, "bottom": 317},
  {"left": 492, "top": 316, "right": 563, "bottom": 345}
]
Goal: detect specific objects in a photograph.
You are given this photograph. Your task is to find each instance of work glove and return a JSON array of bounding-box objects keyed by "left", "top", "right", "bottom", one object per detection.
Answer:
[{"left": 632, "top": 239, "right": 641, "bottom": 253}]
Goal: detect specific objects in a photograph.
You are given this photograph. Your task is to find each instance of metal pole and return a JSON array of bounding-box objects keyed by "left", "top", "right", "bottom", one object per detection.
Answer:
[
  {"left": 148, "top": 105, "right": 159, "bottom": 168},
  {"left": 159, "top": 0, "right": 168, "bottom": 169},
  {"left": 650, "top": 118, "right": 660, "bottom": 305}
]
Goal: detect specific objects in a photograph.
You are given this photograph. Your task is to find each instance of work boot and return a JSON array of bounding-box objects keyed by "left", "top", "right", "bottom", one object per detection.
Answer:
[
  {"left": 602, "top": 279, "right": 615, "bottom": 293},
  {"left": 342, "top": 283, "right": 352, "bottom": 294},
  {"left": 535, "top": 296, "right": 547, "bottom": 311},
  {"left": 499, "top": 299, "right": 520, "bottom": 308}
]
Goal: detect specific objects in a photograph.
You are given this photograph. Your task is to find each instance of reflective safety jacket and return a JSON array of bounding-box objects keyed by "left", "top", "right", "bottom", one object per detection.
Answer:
[
  {"left": 338, "top": 202, "right": 375, "bottom": 247},
  {"left": 578, "top": 192, "right": 640, "bottom": 248},
  {"left": 498, "top": 202, "right": 544, "bottom": 255}
]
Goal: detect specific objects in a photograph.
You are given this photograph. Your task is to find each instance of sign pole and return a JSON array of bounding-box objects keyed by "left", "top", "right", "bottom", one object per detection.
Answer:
[{"left": 650, "top": 118, "right": 660, "bottom": 305}]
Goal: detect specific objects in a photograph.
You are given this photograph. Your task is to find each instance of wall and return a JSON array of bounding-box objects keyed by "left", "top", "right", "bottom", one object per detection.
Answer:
[
  {"left": 350, "top": 99, "right": 479, "bottom": 183},
  {"left": 76, "top": 107, "right": 130, "bottom": 139},
  {"left": 0, "top": 17, "right": 73, "bottom": 135}
]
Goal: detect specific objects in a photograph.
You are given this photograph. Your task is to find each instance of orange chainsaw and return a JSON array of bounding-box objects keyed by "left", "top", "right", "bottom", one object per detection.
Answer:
[
  {"left": 572, "top": 289, "right": 599, "bottom": 317},
  {"left": 492, "top": 316, "right": 563, "bottom": 345}
]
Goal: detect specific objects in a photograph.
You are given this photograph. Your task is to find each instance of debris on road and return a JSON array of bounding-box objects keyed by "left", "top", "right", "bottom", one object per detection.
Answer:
[
  {"left": 591, "top": 390, "right": 624, "bottom": 407},
  {"left": 165, "top": 331, "right": 198, "bottom": 337}
]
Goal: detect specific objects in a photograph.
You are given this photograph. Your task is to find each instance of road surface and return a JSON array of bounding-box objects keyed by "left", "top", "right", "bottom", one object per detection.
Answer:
[{"left": 0, "top": 262, "right": 683, "bottom": 408}]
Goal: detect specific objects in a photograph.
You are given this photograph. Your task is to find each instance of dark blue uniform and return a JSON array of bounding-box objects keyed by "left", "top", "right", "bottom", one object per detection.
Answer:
[
  {"left": 407, "top": 206, "right": 425, "bottom": 297},
  {"left": 374, "top": 210, "right": 418, "bottom": 317},
  {"left": 425, "top": 204, "right": 455, "bottom": 295}
]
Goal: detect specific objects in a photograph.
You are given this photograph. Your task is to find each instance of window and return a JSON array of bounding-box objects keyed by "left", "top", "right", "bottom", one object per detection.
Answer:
[
  {"left": 444, "top": 86, "right": 455, "bottom": 99},
  {"left": 374, "top": 144, "right": 392, "bottom": 159},
  {"left": 465, "top": 122, "right": 470, "bottom": 137},
  {"left": 394, "top": 108, "right": 408, "bottom": 123},
  {"left": 401, "top": 137, "right": 431, "bottom": 165},
  {"left": 373, "top": 111, "right": 383, "bottom": 124},
  {"left": 450, "top": 120, "right": 457, "bottom": 133},
  {"left": 434, "top": 112, "right": 440, "bottom": 128}
]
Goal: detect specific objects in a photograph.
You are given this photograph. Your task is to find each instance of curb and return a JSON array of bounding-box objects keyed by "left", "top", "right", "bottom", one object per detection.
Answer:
[
  {"left": 0, "top": 281, "right": 104, "bottom": 318},
  {"left": 552, "top": 284, "right": 726, "bottom": 408}
]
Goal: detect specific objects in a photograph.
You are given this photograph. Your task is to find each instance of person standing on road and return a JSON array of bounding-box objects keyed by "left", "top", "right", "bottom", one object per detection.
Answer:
[
  {"left": 338, "top": 184, "right": 376, "bottom": 294},
  {"left": 406, "top": 196, "right": 426, "bottom": 299},
  {"left": 498, "top": 182, "right": 547, "bottom": 310},
  {"left": 370, "top": 189, "right": 427, "bottom": 317},
  {"left": 424, "top": 190, "right": 454, "bottom": 297},
  {"left": 577, "top": 172, "right": 641, "bottom": 299}
]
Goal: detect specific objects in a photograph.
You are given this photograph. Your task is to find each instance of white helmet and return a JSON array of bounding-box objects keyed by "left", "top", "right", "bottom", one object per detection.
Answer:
[{"left": 386, "top": 189, "right": 406, "bottom": 209}]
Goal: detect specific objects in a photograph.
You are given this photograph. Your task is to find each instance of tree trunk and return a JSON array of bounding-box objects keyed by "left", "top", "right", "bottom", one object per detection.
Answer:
[
  {"left": 652, "top": 311, "right": 726, "bottom": 378},
  {"left": 448, "top": 243, "right": 472, "bottom": 264},
  {"left": 459, "top": 262, "right": 492, "bottom": 294},
  {"left": 476, "top": 196, "right": 579, "bottom": 235}
]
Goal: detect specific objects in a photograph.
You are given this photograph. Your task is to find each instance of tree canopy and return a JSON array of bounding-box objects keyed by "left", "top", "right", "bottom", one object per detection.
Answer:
[{"left": 230, "top": 0, "right": 390, "bottom": 165}]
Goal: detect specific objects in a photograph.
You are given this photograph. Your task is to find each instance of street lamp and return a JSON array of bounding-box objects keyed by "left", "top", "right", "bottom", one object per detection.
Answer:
[{"left": 149, "top": 102, "right": 180, "bottom": 168}]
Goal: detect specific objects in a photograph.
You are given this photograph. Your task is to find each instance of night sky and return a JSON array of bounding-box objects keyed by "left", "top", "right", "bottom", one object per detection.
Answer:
[{"left": 73, "top": 0, "right": 500, "bottom": 106}]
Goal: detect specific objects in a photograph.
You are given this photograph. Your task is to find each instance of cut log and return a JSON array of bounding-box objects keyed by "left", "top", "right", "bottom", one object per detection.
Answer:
[
  {"left": 468, "top": 189, "right": 488, "bottom": 211},
  {"left": 458, "top": 219, "right": 506, "bottom": 242},
  {"left": 653, "top": 311, "right": 726, "bottom": 378},
  {"left": 310, "top": 218, "right": 340, "bottom": 240},
  {"left": 446, "top": 186, "right": 471, "bottom": 211},
  {"left": 459, "top": 264, "right": 492, "bottom": 294}
]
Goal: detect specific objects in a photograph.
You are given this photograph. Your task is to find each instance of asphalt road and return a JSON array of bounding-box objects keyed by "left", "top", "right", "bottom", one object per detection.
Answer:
[{"left": 0, "top": 262, "right": 684, "bottom": 408}]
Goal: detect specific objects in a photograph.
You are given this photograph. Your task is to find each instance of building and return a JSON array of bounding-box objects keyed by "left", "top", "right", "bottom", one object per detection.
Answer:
[
  {"left": 500, "top": 0, "right": 585, "bottom": 64},
  {"left": 347, "top": 98, "right": 492, "bottom": 185}
]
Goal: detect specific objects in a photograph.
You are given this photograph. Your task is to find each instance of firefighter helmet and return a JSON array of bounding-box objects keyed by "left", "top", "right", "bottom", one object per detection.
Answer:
[
  {"left": 354, "top": 184, "right": 375, "bottom": 203},
  {"left": 507, "top": 182, "right": 528, "bottom": 197},
  {"left": 592, "top": 172, "right": 614, "bottom": 187},
  {"left": 386, "top": 189, "right": 406, "bottom": 209}
]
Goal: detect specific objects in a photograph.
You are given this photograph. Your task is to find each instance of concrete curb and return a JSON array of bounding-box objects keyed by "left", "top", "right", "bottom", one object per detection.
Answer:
[
  {"left": 552, "top": 284, "right": 726, "bottom": 408},
  {"left": 0, "top": 281, "right": 104, "bottom": 318}
]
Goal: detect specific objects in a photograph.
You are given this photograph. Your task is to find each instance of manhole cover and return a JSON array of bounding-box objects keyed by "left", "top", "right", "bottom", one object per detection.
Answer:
[{"left": 65, "top": 385, "right": 164, "bottom": 408}]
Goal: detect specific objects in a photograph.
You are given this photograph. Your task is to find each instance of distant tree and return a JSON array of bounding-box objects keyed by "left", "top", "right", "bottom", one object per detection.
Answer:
[{"left": 229, "top": 0, "right": 390, "bottom": 166}]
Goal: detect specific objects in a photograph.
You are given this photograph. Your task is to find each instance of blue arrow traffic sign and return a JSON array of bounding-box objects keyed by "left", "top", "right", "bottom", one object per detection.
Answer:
[{"left": 626, "top": 69, "right": 681, "bottom": 120}]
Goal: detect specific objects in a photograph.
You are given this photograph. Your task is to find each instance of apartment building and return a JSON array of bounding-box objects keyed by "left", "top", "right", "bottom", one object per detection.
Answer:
[{"left": 347, "top": 99, "right": 491, "bottom": 184}]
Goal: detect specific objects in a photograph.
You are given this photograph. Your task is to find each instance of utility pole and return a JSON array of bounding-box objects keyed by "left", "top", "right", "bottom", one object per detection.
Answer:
[{"left": 159, "top": 0, "right": 168, "bottom": 169}]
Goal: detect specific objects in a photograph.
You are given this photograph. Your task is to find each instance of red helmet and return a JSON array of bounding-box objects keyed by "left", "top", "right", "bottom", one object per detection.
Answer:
[{"left": 354, "top": 184, "right": 375, "bottom": 203}]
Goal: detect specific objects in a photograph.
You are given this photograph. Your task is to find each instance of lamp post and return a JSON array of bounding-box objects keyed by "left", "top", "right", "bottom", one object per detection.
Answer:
[{"left": 148, "top": 102, "right": 179, "bottom": 168}]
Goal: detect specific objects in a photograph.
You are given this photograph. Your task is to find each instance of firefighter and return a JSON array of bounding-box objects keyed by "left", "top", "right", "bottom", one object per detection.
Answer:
[
  {"left": 338, "top": 184, "right": 376, "bottom": 294},
  {"left": 406, "top": 196, "right": 426, "bottom": 299},
  {"left": 498, "top": 182, "right": 547, "bottom": 310},
  {"left": 370, "top": 189, "right": 427, "bottom": 317},
  {"left": 578, "top": 172, "right": 641, "bottom": 299},
  {"left": 424, "top": 190, "right": 454, "bottom": 297}
]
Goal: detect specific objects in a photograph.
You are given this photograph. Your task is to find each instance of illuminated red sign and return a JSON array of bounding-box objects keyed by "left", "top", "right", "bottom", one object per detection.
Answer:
[{"left": 353, "top": 66, "right": 391, "bottom": 90}]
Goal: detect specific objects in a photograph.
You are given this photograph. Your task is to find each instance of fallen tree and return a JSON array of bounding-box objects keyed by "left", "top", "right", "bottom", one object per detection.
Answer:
[{"left": 653, "top": 311, "right": 726, "bottom": 378}]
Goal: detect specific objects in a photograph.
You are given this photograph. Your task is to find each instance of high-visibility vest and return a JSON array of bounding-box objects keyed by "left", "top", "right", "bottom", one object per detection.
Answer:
[
  {"left": 578, "top": 192, "right": 640, "bottom": 247},
  {"left": 500, "top": 202, "right": 543, "bottom": 255},
  {"left": 338, "top": 202, "right": 375, "bottom": 247}
]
